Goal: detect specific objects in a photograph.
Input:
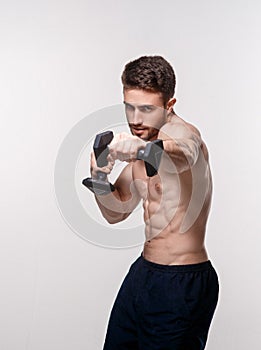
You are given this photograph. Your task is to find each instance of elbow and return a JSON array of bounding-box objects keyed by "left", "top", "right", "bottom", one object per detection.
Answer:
[
  {"left": 103, "top": 213, "right": 128, "bottom": 224},
  {"left": 105, "top": 217, "right": 122, "bottom": 224}
]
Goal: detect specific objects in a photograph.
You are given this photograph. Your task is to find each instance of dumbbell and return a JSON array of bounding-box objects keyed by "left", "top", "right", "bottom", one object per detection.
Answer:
[
  {"left": 82, "top": 131, "right": 164, "bottom": 195},
  {"left": 82, "top": 131, "right": 115, "bottom": 195},
  {"left": 137, "top": 139, "right": 164, "bottom": 177}
]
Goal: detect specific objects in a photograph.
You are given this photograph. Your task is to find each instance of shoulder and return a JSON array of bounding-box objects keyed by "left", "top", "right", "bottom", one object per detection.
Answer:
[
  {"left": 175, "top": 116, "right": 210, "bottom": 161},
  {"left": 173, "top": 115, "right": 201, "bottom": 135},
  {"left": 160, "top": 114, "right": 202, "bottom": 141},
  {"left": 185, "top": 121, "right": 201, "bottom": 137},
  {"left": 167, "top": 115, "right": 211, "bottom": 162}
]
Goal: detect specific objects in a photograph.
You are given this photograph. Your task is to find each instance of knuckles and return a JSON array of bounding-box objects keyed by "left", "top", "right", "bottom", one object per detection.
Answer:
[{"left": 109, "top": 133, "right": 146, "bottom": 161}]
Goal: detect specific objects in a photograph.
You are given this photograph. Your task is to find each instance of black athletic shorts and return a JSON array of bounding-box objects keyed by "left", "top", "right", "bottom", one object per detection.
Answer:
[{"left": 103, "top": 255, "right": 219, "bottom": 350}]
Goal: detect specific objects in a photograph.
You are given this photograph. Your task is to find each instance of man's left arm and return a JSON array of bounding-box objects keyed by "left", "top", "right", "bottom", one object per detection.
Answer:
[{"left": 158, "top": 119, "right": 202, "bottom": 173}]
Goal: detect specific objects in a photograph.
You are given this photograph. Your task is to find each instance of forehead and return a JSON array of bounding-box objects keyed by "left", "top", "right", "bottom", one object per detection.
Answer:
[{"left": 123, "top": 89, "right": 164, "bottom": 107}]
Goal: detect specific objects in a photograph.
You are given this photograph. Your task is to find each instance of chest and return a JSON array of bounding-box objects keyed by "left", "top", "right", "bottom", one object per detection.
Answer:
[{"left": 132, "top": 160, "right": 163, "bottom": 200}]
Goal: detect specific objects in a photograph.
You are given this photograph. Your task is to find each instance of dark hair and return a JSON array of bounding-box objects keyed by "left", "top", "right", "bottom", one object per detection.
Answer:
[{"left": 121, "top": 55, "right": 176, "bottom": 105}]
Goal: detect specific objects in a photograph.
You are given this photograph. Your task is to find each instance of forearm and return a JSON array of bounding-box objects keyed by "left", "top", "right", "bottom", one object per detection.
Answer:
[
  {"left": 94, "top": 189, "right": 131, "bottom": 224},
  {"left": 163, "top": 137, "right": 200, "bottom": 169},
  {"left": 90, "top": 157, "right": 141, "bottom": 224},
  {"left": 159, "top": 123, "right": 202, "bottom": 172}
]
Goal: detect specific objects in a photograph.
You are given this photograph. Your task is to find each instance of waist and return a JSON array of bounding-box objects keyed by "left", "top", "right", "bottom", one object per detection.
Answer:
[
  {"left": 140, "top": 253, "right": 212, "bottom": 272},
  {"left": 143, "top": 237, "right": 208, "bottom": 265}
]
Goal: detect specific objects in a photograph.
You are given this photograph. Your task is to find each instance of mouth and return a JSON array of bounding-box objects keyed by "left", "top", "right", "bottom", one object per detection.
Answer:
[
  {"left": 131, "top": 126, "right": 148, "bottom": 131},
  {"left": 132, "top": 128, "right": 147, "bottom": 135}
]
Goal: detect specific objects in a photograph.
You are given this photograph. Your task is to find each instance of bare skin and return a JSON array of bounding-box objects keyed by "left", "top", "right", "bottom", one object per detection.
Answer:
[{"left": 91, "top": 89, "right": 212, "bottom": 265}]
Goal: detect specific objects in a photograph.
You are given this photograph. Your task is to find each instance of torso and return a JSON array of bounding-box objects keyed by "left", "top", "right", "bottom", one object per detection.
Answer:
[{"left": 132, "top": 120, "right": 212, "bottom": 265}]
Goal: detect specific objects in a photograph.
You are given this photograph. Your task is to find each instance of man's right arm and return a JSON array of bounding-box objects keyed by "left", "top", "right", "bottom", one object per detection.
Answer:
[{"left": 92, "top": 161, "right": 141, "bottom": 224}]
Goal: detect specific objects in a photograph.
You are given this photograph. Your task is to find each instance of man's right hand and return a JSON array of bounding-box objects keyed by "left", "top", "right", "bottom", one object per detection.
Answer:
[
  {"left": 90, "top": 152, "right": 115, "bottom": 179},
  {"left": 108, "top": 132, "right": 146, "bottom": 162}
]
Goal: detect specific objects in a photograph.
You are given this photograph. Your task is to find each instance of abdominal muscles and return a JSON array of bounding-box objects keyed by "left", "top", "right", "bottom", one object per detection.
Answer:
[
  {"left": 143, "top": 172, "right": 182, "bottom": 241},
  {"left": 133, "top": 157, "right": 211, "bottom": 264}
]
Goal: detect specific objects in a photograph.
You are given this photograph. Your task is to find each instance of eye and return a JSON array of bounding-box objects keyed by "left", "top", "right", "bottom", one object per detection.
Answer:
[
  {"left": 125, "top": 103, "right": 135, "bottom": 112},
  {"left": 140, "top": 106, "right": 154, "bottom": 113}
]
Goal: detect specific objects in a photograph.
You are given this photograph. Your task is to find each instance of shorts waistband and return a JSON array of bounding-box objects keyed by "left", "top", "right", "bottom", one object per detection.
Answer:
[{"left": 139, "top": 254, "right": 213, "bottom": 273}]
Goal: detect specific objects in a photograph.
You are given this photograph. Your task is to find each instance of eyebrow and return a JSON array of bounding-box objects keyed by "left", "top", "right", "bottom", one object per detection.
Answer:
[{"left": 123, "top": 101, "right": 155, "bottom": 108}]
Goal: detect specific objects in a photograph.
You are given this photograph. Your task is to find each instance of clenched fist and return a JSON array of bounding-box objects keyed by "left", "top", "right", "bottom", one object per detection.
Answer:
[{"left": 108, "top": 132, "right": 147, "bottom": 162}]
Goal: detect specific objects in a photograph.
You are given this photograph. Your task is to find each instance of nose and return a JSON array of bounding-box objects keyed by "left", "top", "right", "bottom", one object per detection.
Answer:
[{"left": 132, "top": 108, "right": 143, "bottom": 125}]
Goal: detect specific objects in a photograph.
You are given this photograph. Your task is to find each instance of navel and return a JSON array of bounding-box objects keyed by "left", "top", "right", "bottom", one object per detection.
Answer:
[{"left": 154, "top": 183, "right": 162, "bottom": 194}]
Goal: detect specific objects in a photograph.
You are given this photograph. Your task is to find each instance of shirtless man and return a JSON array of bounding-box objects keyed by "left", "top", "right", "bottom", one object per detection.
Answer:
[{"left": 90, "top": 56, "right": 219, "bottom": 350}]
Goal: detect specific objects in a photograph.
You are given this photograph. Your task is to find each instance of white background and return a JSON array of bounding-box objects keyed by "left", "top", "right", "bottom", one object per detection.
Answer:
[{"left": 1, "top": 0, "right": 261, "bottom": 349}]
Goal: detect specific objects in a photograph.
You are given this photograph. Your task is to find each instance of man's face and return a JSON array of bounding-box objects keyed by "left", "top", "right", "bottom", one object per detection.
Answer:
[{"left": 123, "top": 89, "right": 168, "bottom": 141}]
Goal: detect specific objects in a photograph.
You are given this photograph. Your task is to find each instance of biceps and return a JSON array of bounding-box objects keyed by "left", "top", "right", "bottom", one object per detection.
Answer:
[{"left": 113, "top": 165, "right": 141, "bottom": 210}]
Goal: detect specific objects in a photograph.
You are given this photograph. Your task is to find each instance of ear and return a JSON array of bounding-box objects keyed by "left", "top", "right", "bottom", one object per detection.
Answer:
[{"left": 166, "top": 98, "right": 176, "bottom": 112}]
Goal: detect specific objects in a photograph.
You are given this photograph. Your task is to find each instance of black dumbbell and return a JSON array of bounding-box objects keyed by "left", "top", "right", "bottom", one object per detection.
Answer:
[
  {"left": 137, "top": 139, "right": 164, "bottom": 177},
  {"left": 82, "top": 131, "right": 115, "bottom": 195},
  {"left": 82, "top": 131, "right": 164, "bottom": 195}
]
